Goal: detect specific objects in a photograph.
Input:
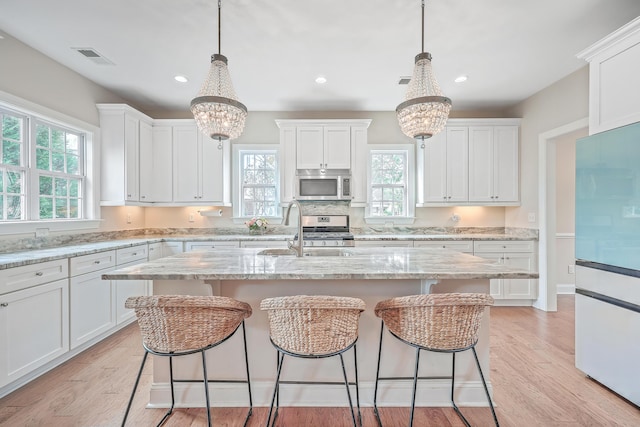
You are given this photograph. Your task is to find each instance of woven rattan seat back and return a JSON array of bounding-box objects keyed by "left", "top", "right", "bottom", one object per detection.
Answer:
[
  {"left": 260, "top": 295, "right": 365, "bottom": 356},
  {"left": 125, "top": 295, "right": 252, "bottom": 354},
  {"left": 374, "top": 293, "right": 494, "bottom": 351}
]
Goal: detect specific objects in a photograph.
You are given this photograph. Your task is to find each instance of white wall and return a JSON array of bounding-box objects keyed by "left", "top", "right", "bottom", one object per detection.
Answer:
[{"left": 505, "top": 67, "right": 589, "bottom": 228}]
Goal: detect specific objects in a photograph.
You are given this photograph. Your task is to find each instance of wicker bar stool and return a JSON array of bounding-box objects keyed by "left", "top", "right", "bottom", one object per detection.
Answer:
[
  {"left": 373, "top": 293, "right": 498, "bottom": 427},
  {"left": 260, "top": 295, "right": 366, "bottom": 427},
  {"left": 122, "top": 295, "right": 253, "bottom": 427}
]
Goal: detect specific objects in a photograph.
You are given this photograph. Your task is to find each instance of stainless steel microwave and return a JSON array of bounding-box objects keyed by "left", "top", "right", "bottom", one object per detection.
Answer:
[{"left": 295, "top": 169, "right": 352, "bottom": 201}]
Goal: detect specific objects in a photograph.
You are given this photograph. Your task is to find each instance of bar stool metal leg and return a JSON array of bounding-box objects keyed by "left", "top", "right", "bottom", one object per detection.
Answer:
[
  {"left": 373, "top": 321, "right": 384, "bottom": 427},
  {"left": 409, "top": 347, "right": 421, "bottom": 427},
  {"left": 241, "top": 321, "right": 254, "bottom": 425},
  {"left": 265, "top": 352, "right": 285, "bottom": 427},
  {"left": 339, "top": 353, "right": 358, "bottom": 427},
  {"left": 121, "top": 351, "right": 149, "bottom": 427},
  {"left": 156, "top": 356, "right": 177, "bottom": 427},
  {"left": 353, "top": 344, "right": 362, "bottom": 426},
  {"left": 472, "top": 347, "right": 500, "bottom": 427},
  {"left": 201, "top": 350, "right": 212, "bottom": 427}
]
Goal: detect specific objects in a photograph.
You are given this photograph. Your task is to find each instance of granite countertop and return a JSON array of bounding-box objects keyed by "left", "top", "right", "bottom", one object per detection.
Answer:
[
  {"left": 103, "top": 247, "right": 539, "bottom": 281},
  {"left": 0, "top": 229, "right": 537, "bottom": 270}
]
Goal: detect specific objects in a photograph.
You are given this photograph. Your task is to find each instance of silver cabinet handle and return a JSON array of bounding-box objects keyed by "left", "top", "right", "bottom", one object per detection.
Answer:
[
  {"left": 132, "top": 253, "right": 137, "bottom": 256},
  {"left": 140, "top": 195, "right": 146, "bottom": 199},
  {"left": 35, "top": 271, "right": 44, "bottom": 276},
  {"left": 94, "top": 260, "right": 101, "bottom": 264},
  {"left": 0, "top": 303, "right": 8, "bottom": 308}
]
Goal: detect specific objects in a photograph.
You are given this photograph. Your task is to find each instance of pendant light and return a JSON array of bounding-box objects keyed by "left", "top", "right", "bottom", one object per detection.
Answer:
[
  {"left": 191, "top": 0, "right": 247, "bottom": 141},
  {"left": 396, "top": 0, "right": 451, "bottom": 143}
]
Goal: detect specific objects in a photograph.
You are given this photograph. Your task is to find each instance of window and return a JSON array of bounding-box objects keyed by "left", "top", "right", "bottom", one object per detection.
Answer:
[
  {"left": 366, "top": 144, "right": 415, "bottom": 223},
  {"left": 0, "top": 102, "right": 92, "bottom": 226},
  {"left": 234, "top": 146, "right": 280, "bottom": 218}
]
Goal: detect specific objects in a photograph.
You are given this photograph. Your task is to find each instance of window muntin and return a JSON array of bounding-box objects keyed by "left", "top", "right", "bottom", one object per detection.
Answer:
[
  {"left": 239, "top": 150, "right": 279, "bottom": 217},
  {"left": 0, "top": 106, "right": 86, "bottom": 222},
  {"left": 1, "top": 111, "right": 26, "bottom": 220},
  {"left": 369, "top": 150, "right": 408, "bottom": 217}
]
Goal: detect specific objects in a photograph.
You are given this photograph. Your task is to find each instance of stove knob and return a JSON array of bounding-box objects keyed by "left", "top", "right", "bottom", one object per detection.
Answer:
[{"left": 337, "top": 241, "right": 344, "bottom": 246}]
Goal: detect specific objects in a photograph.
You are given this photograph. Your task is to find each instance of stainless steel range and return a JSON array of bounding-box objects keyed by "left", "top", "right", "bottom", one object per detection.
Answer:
[{"left": 296, "top": 215, "right": 354, "bottom": 247}]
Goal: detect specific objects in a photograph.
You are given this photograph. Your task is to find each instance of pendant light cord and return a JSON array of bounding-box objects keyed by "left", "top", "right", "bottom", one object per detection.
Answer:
[
  {"left": 218, "top": 0, "right": 222, "bottom": 55},
  {"left": 421, "top": 0, "right": 425, "bottom": 53}
]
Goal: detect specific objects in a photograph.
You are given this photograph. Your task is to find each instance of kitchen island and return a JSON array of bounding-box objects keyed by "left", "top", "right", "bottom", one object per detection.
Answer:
[{"left": 104, "top": 247, "right": 537, "bottom": 409}]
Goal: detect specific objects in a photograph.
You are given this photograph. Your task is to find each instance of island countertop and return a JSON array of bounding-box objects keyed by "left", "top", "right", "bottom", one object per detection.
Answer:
[{"left": 103, "top": 246, "right": 538, "bottom": 281}]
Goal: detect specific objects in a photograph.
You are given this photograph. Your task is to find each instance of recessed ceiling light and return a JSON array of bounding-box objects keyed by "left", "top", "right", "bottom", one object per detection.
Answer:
[
  {"left": 174, "top": 75, "right": 189, "bottom": 83},
  {"left": 315, "top": 76, "right": 327, "bottom": 84},
  {"left": 454, "top": 75, "right": 468, "bottom": 83}
]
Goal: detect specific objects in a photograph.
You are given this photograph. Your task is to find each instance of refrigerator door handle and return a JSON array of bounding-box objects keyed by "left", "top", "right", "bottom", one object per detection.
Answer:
[{"left": 576, "top": 288, "right": 640, "bottom": 314}]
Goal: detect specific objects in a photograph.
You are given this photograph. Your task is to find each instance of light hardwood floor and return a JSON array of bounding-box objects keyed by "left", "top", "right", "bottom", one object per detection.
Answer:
[{"left": 1, "top": 295, "right": 638, "bottom": 426}]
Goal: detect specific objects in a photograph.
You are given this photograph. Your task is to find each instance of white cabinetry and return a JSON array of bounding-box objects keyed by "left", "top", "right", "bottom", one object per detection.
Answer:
[
  {"left": 0, "top": 260, "right": 69, "bottom": 389},
  {"left": 355, "top": 240, "right": 414, "bottom": 248},
  {"left": 139, "top": 124, "right": 173, "bottom": 202},
  {"left": 97, "top": 104, "right": 153, "bottom": 205},
  {"left": 114, "top": 245, "right": 149, "bottom": 325},
  {"left": 418, "top": 127, "right": 468, "bottom": 205},
  {"left": 173, "top": 123, "right": 230, "bottom": 204},
  {"left": 474, "top": 240, "right": 537, "bottom": 302},
  {"left": 296, "top": 126, "right": 351, "bottom": 170},
  {"left": 468, "top": 126, "right": 519, "bottom": 204},
  {"left": 69, "top": 251, "right": 117, "bottom": 349},
  {"left": 577, "top": 18, "right": 640, "bottom": 134},
  {"left": 184, "top": 241, "right": 240, "bottom": 251},
  {"left": 414, "top": 240, "right": 473, "bottom": 253},
  {"left": 277, "top": 119, "right": 371, "bottom": 205}
]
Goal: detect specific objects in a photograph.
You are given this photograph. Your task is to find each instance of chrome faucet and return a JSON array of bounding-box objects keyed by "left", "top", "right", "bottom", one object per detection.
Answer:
[{"left": 284, "top": 200, "right": 304, "bottom": 257}]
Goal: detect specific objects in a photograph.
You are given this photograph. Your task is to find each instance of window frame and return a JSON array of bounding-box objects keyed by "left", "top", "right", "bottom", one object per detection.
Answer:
[
  {"left": 365, "top": 144, "right": 415, "bottom": 224},
  {"left": 0, "top": 91, "right": 100, "bottom": 235},
  {"left": 232, "top": 144, "right": 281, "bottom": 222}
]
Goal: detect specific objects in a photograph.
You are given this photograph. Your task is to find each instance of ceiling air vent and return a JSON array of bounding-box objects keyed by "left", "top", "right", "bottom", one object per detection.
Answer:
[
  {"left": 72, "top": 47, "right": 114, "bottom": 65},
  {"left": 398, "top": 76, "right": 411, "bottom": 85}
]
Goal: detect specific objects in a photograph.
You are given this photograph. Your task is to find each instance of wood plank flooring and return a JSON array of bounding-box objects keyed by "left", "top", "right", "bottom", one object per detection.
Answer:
[{"left": 1, "top": 295, "right": 639, "bottom": 426}]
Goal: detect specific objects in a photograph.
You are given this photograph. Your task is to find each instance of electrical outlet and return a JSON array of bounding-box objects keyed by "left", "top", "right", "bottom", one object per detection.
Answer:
[
  {"left": 35, "top": 228, "right": 49, "bottom": 237},
  {"left": 126, "top": 213, "right": 132, "bottom": 224},
  {"left": 527, "top": 212, "right": 536, "bottom": 223},
  {"left": 188, "top": 213, "right": 195, "bottom": 223},
  {"left": 568, "top": 265, "right": 575, "bottom": 274}
]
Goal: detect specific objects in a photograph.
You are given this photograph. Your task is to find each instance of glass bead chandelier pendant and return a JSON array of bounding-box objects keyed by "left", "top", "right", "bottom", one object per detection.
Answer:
[
  {"left": 191, "top": 0, "right": 247, "bottom": 141},
  {"left": 396, "top": 0, "right": 451, "bottom": 141}
]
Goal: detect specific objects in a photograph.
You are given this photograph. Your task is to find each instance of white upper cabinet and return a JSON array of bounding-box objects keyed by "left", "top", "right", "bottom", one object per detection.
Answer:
[
  {"left": 418, "top": 126, "right": 468, "bottom": 205},
  {"left": 277, "top": 119, "right": 371, "bottom": 205},
  {"left": 296, "top": 125, "right": 351, "bottom": 170},
  {"left": 97, "top": 104, "right": 153, "bottom": 205},
  {"left": 139, "top": 124, "right": 173, "bottom": 202},
  {"left": 173, "top": 122, "right": 230, "bottom": 205},
  {"left": 468, "top": 125, "right": 519, "bottom": 204},
  {"left": 577, "top": 18, "right": 640, "bottom": 134},
  {"left": 417, "top": 119, "right": 520, "bottom": 206}
]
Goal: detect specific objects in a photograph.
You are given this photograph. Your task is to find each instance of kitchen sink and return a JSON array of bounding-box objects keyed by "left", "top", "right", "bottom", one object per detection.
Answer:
[{"left": 257, "top": 248, "right": 353, "bottom": 257}]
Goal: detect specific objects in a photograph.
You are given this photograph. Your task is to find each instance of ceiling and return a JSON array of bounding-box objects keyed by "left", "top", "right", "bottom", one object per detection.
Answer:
[{"left": 1, "top": 0, "right": 639, "bottom": 114}]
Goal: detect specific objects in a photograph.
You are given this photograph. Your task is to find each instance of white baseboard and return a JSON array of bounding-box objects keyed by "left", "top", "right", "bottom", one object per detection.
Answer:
[
  {"left": 147, "top": 380, "right": 496, "bottom": 408},
  {"left": 557, "top": 284, "right": 575, "bottom": 294}
]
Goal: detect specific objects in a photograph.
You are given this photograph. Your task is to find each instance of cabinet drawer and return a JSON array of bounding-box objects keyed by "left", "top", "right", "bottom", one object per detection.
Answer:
[
  {"left": 414, "top": 241, "right": 473, "bottom": 253},
  {"left": 185, "top": 241, "right": 240, "bottom": 251},
  {"left": 0, "top": 259, "right": 68, "bottom": 295},
  {"left": 473, "top": 240, "right": 534, "bottom": 253},
  {"left": 69, "top": 251, "right": 116, "bottom": 277},
  {"left": 147, "top": 242, "right": 163, "bottom": 261},
  {"left": 116, "top": 245, "right": 148, "bottom": 265}
]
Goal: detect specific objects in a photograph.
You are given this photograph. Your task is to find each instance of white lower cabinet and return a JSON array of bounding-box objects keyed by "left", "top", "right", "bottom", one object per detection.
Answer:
[
  {"left": 69, "top": 251, "right": 117, "bottom": 350},
  {"left": 114, "top": 245, "right": 149, "bottom": 325},
  {"left": 240, "top": 241, "right": 289, "bottom": 249},
  {"left": 0, "top": 279, "right": 69, "bottom": 388},
  {"left": 474, "top": 240, "right": 537, "bottom": 301},
  {"left": 185, "top": 241, "right": 240, "bottom": 251},
  {"left": 355, "top": 240, "right": 414, "bottom": 248},
  {"left": 414, "top": 240, "right": 473, "bottom": 253}
]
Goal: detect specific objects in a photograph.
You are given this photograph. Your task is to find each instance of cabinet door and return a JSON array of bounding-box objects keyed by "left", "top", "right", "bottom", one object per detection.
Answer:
[
  {"left": 468, "top": 127, "right": 494, "bottom": 202},
  {"left": 445, "top": 127, "right": 469, "bottom": 203},
  {"left": 162, "top": 241, "right": 184, "bottom": 257},
  {"left": 143, "top": 125, "right": 173, "bottom": 202},
  {"left": 474, "top": 252, "right": 504, "bottom": 299},
  {"left": 323, "top": 126, "right": 351, "bottom": 169},
  {"left": 139, "top": 120, "right": 154, "bottom": 201},
  {"left": 0, "top": 279, "right": 69, "bottom": 388},
  {"left": 115, "top": 260, "right": 148, "bottom": 325},
  {"left": 147, "top": 242, "right": 163, "bottom": 261},
  {"left": 200, "top": 137, "right": 224, "bottom": 202},
  {"left": 503, "top": 253, "right": 536, "bottom": 299},
  {"left": 69, "top": 270, "right": 115, "bottom": 349},
  {"left": 493, "top": 126, "right": 519, "bottom": 202},
  {"left": 422, "top": 132, "right": 448, "bottom": 203},
  {"left": 296, "top": 126, "right": 324, "bottom": 169},
  {"left": 173, "top": 125, "right": 200, "bottom": 202},
  {"left": 124, "top": 114, "right": 139, "bottom": 202}
]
